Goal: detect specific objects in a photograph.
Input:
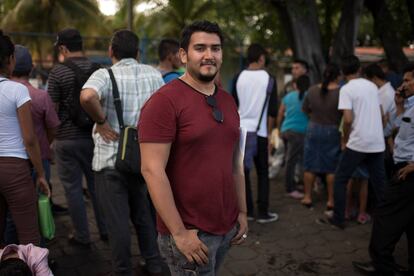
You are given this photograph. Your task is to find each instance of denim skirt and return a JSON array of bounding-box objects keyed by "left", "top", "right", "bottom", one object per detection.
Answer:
[{"left": 303, "top": 122, "right": 341, "bottom": 173}]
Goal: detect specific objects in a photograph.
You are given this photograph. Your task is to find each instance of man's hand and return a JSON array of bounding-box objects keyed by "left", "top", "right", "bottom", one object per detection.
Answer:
[
  {"left": 173, "top": 229, "right": 209, "bottom": 265},
  {"left": 398, "top": 163, "right": 414, "bottom": 180},
  {"left": 95, "top": 122, "right": 119, "bottom": 143},
  {"left": 37, "top": 176, "right": 51, "bottom": 197},
  {"left": 231, "top": 212, "right": 248, "bottom": 245}
]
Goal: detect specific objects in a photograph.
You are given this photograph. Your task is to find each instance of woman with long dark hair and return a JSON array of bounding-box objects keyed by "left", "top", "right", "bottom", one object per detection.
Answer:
[
  {"left": 301, "top": 64, "right": 342, "bottom": 209},
  {"left": 0, "top": 31, "right": 50, "bottom": 246}
]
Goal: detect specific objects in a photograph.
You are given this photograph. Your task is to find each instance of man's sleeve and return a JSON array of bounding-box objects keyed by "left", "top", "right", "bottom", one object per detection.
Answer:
[
  {"left": 82, "top": 68, "right": 110, "bottom": 100},
  {"left": 338, "top": 87, "right": 352, "bottom": 110},
  {"left": 138, "top": 93, "right": 177, "bottom": 143},
  {"left": 47, "top": 67, "right": 61, "bottom": 103},
  {"left": 43, "top": 92, "right": 60, "bottom": 128},
  {"left": 267, "top": 76, "right": 278, "bottom": 118},
  {"left": 26, "top": 245, "right": 54, "bottom": 276}
]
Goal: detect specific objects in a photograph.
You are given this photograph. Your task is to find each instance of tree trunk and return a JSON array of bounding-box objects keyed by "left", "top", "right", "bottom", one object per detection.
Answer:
[
  {"left": 270, "top": 0, "right": 326, "bottom": 83},
  {"left": 406, "top": 0, "right": 414, "bottom": 40},
  {"left": 365, "top": 0, "right": 408, "bottom": 72},
  {"left": 331, "top": 0, "right": 364, "bottom": 64}
]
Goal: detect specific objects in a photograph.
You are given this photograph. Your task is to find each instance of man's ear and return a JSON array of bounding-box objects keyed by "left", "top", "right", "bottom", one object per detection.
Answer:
[
  {"left": 259, "top": 54, "right": 266, "bottom": 66},
  {"left": 108, "top": 46, "right": 113, "bottom": 59},
  {"left": 179, "top": 48, "right": 187, "bottom": 65}
]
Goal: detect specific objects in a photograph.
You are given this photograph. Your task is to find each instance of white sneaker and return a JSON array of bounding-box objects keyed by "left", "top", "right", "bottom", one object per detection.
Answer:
[
  {"left": 324, "top": 210, "right": 334, "bottom": 218},
  {"left": 256, "top": 212, "right": 279, "bottom": 224}
]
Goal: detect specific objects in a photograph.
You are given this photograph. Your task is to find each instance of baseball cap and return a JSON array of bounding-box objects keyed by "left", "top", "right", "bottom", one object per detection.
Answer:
[
  {"left": 54, "top": 28, "right": 82, "bottom": 46},
  {"left": 14, "top": 45, "right": 33, "bottom": 73}
]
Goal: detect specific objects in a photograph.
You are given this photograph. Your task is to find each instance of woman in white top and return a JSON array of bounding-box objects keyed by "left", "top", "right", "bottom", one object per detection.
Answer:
[{"left": 0, "top": 31, "right": 50, "bottom": 246}]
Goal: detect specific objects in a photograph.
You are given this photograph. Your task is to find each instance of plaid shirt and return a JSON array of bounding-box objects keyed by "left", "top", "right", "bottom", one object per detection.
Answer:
[{"left": 83, "top": 58, "right": 164, "bottom": 171}]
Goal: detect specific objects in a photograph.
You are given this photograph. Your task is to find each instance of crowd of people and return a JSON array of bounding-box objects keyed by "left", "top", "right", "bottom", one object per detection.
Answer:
[{"left": 0, "top": 19, "right": 413, "bottom": 276}]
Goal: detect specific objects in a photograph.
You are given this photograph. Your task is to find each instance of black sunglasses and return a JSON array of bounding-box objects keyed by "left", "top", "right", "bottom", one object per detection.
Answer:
[{"left": 206, "top": 95, "right": 224, "bottom": 123}]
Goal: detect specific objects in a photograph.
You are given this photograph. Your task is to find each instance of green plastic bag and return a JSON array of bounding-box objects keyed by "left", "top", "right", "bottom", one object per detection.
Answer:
[{"left": 38, "top": 194, "right": 55, "bottom": 240}]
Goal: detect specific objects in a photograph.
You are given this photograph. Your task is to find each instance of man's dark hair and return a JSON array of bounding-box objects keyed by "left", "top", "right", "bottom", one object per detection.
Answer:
[
  {"left": 64, "top": 42, "right": 82, "bottom": 52},
  {"left": 55, "top": 28, "right": 83, "bottom": 52},
  {"left": 180, "top": 20, "right": 223, "bottom": 52},
  {"left": 403, "top": 63, "right": 414, "bottom": 76},
  {"left": 158, "top": 39, "right": 179, "bottom": 61},
  {"left": 111, "top": 30, "right": 139, "bottom": 60},
  {"left": 0, "top": 30, "right": 14, "bottom": 73},
  {"left": 341, "top": 55, "right": 360, "bottom": 76},
  {"left": 247, "top": 43, "right": 267, "bottom": 64},
  {"left": 296, "top": 75, "right": 310, "bottom": 100},
  {"left": 12, "top": 70, "right": 31, "bottom": 78},
  {"left": 364, "top": 63, "right": 386, "bottom": 80},
  {"left": 0, "top": 258, "right": 32, "bottom": 276},
  {"left": 293, "top": 59, "right": 309, "bottom": 72}
]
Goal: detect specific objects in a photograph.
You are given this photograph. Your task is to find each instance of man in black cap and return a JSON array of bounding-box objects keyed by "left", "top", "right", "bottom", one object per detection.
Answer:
[{"left": 48, "top": 28, "right": 107, "bottom": 247}]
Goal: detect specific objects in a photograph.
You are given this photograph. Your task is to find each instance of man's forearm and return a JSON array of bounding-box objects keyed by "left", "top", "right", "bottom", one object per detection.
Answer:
[
  {"left": 142, "top": 168, "right": 186, "bottom": 235},
  {"left": 233, "top": 170, "right": 247, "bottom": 213},
  {"left": 80, "top": 89, "right": 106, "bottom": 122},
  {"left": 343, "top": 121, "right": 352, "bottom": 145},
  {"left": 232, "top": 142, "right": 247, "bottom": 213},
  {"left": 268, "top": 116, "right": 275, "bottom": 137},
  {"left": 46, "top": 127, "right": 57, "bottom": 144}
]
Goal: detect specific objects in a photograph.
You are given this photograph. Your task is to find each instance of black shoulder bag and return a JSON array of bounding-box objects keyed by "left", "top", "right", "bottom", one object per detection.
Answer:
[{"left": 107, "top": 69, "right": 141, "bottom": 174}]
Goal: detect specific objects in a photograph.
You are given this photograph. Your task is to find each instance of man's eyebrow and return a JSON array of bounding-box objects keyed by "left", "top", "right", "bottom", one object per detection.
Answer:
[{"left": 193, "top": 43, "right": 222, "bottom": 47}]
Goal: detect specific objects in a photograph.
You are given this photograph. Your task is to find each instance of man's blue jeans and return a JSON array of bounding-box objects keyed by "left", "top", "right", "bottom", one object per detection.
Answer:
[
  {"left": 94, "top": 169, "right": 162, "bottom": 276},
  {"left": 333, "top": 148, "right": 385, "bottom": 225},
  {"left": 158, "top": 225, "right": 237, "bottom": 275}
]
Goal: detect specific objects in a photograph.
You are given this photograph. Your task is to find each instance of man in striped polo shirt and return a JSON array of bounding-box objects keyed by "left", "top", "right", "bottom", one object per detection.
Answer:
[{"left": 48, "top": 28, "right": 107, "bottom": 247}]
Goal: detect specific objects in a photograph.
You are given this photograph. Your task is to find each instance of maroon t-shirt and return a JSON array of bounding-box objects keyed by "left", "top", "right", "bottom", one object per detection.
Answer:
[
  {"left": 15, "top": 80, "right": 60, "bottom": 160},
  {"left": 138, "top": 79, "right": 240, "bottom": 235}
]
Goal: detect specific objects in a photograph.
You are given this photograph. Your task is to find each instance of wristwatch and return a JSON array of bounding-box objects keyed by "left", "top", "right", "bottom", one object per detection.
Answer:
[{"left": 96, "top": 118, "right": 106, "bottom": 125}]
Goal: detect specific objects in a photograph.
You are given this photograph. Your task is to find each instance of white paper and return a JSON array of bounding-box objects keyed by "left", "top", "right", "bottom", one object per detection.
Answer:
[{"left": 238, "top": 127, "right": 247, "bottom": 164}]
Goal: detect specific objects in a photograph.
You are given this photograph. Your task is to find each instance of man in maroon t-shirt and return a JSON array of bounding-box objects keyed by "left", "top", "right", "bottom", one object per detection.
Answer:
[{"left": 139, "top": 21, "right": 248, "bottom": 275}]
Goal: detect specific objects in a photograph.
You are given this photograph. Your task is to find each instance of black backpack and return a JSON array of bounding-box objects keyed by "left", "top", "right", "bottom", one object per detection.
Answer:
[{"left": 62, "top": 60, "right": 100, "bottom": 129}]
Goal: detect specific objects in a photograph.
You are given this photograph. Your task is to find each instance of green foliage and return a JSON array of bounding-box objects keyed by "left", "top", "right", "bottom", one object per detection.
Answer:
[
  {"left": 1, "top": 0, "right": 110, "bottom": 61},
  {"left": 386, "top": 0, "right": 411, "bottom": 46}
]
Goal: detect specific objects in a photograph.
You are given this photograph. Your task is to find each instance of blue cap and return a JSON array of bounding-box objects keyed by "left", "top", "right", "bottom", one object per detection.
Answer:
[{"left": 14, "top": 45, "right": 33, "bottom": 73}]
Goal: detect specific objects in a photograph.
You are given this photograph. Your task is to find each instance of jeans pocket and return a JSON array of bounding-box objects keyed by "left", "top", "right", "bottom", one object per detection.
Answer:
[
  {"left": 181, "top": 262, "right": 198, "bottom": 275},
  {"left": 167, "top": 235, "right": 199, "bottom": 275}
]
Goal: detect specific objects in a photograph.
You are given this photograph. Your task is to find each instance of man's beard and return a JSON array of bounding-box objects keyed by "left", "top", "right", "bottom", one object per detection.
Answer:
[{"left": 197, "top": 71, "right": 217, "bottom": 83}]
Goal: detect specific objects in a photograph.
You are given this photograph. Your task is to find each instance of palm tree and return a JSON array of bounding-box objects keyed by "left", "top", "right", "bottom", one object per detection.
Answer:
[{"left": 137, "top": 0, "right": 215, "bottom": 38}]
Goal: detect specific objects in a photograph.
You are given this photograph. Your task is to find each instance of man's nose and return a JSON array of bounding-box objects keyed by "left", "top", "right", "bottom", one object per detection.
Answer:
[{"left": 204, "top": 48, "right": 213, "bottom": 59}]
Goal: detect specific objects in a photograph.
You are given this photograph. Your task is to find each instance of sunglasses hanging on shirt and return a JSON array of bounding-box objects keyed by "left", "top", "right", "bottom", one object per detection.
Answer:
[{"left": 206, "top": 95, "right": 224, "bottom": 123}]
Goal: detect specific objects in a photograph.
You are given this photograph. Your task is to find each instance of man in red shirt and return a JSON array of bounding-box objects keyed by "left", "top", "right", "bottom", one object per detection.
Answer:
[{"left": 139, "top": 21, "right": 248, "bottom": 275}]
